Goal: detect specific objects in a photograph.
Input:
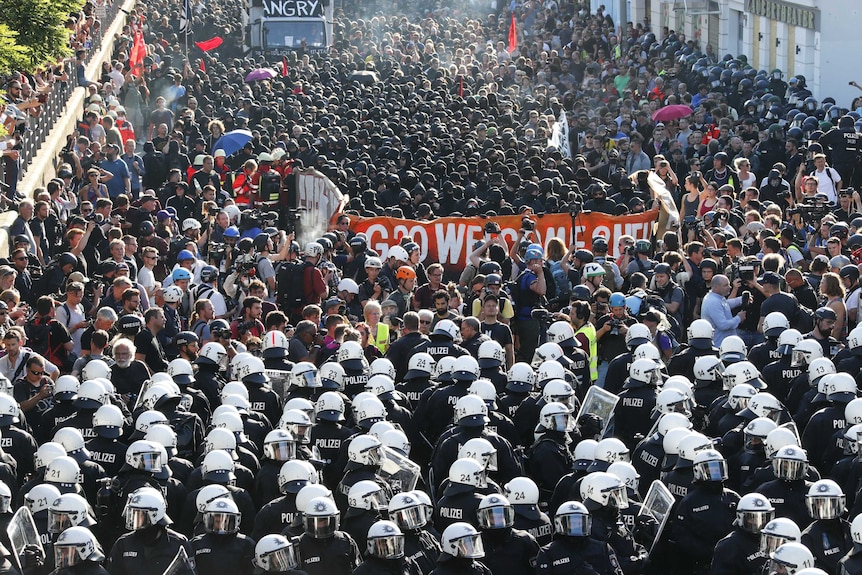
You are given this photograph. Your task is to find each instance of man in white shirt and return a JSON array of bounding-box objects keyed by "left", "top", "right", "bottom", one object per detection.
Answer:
[
  {"left": 0, "top": 327, "right": 59, "bottom": 383},
  {"left": 54, "top": 282, "right": 89, "bottom": 356},
  {"left": 811, "top": 153, "right": 842, "bottom": 203}
]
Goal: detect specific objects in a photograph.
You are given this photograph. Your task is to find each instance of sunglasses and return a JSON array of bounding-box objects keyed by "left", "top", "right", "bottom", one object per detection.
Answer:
[
  {"left": 419, "top": 320, "right": 431, "bottom": 325},
  {"left": 30, "top": 370, "right": 44, "bottom": 376},
  {"left": 13, "top": 257, "right": 27, "bottom": 261}
]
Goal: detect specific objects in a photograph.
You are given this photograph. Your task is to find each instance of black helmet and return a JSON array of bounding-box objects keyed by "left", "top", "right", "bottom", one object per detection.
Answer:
[
  {"left": 574, "top": 250, "right": 594, "bottom": 264},
  {"left": 592, "top": 237, "right": 609, "bottom": 254},
  {"left": 350, "top": 236, "right": 367, "bottom": 254},
  {"left": 654, "top": 263, "right": 672, "bottom": 276},
  {"left": 210, "top": 319, "right": 231, "bottom": 338},
  {"left": 570, "top": 285, "right": 592, "bottom": 302},
  {"left": 714, "top": 151, "right": 729, "bottom": 165},
  {"left": 840, "top": 115, "right": 855, "bottom": 130},
  {"left": 840, "top": 265, "right": 860, "bottom": 283},
  {"left": 830, "top": 222, "right": 849, "bottom": 239},
  {"left": 815, "top": 307, "right": 838, "bottom": 321},
  {"left": 118, "top": 314, "right": 143, "bottom": 334},
  {"left": 479, "top": 261, "right": 502, "bottom": 275},
  {"left": 140, "top": 221, "right": 155, "bottom": 235},
  {"left": 254, "top": 233, "right": 271, "bottom": 251}
]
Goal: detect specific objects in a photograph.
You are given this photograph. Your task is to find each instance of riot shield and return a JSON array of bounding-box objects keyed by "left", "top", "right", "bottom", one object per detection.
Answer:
[
  {"left": 265, "top": 369, "right": 292, "bottom": 401},
  {"left": 7, "top": 507, "right": 42, "bottom": 575},
  {"left": 576, "top": 385, "right": 619, "bottom": 436},
  {"left": 162, "top": 547, "right": 193, "bottom": 575},
  {"left": 779, "top": 421, "right": 801, "bottom": 445},
  {"left": 637, "top": 480, "right": 675, "bottom": 554},
  {"left": 378, "top": 446, "right": 421, "bottom": 492},
  {"left": 134, "top": 377, "right": 156, "bottom": 411}
]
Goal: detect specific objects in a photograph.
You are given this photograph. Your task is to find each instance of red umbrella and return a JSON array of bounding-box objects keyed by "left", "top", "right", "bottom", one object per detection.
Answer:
[{"left": 652, "top": 104, "right": 694, "bottom": 123}]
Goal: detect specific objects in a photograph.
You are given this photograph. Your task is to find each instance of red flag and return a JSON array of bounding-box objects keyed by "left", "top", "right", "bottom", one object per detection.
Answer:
[
  {"left": 194, "top": 36, "right": 223, "bottom": 52},
  {"left": 282, "top": 56, "right": 288, "bottom": 78},
  {"left": 508, "top": 13, "right": 517, "bottom": 53},
  {"left": 198, "top": 59, "right": 206, "bottom": 73},
  {"left": 459, "top": 76, "right": 463, "bottom": 98},
  {"left": 129, "top": 30, "right": 145, "bottom": 74}
]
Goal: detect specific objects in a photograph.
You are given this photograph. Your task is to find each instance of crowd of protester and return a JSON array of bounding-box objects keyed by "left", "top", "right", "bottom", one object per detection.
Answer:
[{"left": 2, "top": 0, "right": 862, "bottom": 573}]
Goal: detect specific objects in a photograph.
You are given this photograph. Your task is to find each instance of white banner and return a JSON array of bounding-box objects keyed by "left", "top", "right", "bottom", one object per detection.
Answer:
[{"left": 295, "top": 168, "right": 346, "bottom": 236}]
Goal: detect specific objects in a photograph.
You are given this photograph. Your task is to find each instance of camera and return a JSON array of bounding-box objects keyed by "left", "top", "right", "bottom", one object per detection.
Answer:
[
  {"left": 521, "top": 217, "right": 536, "bottom": 232},
  {"left": 682, "top": 215, "right": 704, "bottom": 235},
  {"left": 704, "top": 248, "right": 727, "bottom": 258},
  {"left": 208, "top": 241, "right": 227, "bottom": 263},
  {"left": 731, "top": 262, "right": 756, "bottom": 283},
  {"left": 531, "top": 307, "right": 553, "bottom": 327},
  {"left": 610, "top": 318, "right": 623, "bottom": 336},
  {"left": 285, "top": 208, "right": 303, "bottom": 235},
  {"left": 625, "top": 245, "right": 635, "bottom": 257}
]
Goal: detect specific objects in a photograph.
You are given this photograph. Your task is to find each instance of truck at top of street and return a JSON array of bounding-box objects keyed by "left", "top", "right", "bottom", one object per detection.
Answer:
[{"left": 244, "top": 0, "right": 334, "bottom": 56}]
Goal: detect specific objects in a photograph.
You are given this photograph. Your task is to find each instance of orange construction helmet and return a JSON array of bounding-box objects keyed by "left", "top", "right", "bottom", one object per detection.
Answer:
[{"left": 396, "top": 266, "right": 417, "bottom": 281}]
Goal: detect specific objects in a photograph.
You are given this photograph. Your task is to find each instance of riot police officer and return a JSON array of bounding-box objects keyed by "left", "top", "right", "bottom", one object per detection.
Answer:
[
  {"left": 85, "top": 405, "right": 128, "bottom": 478},
  {"left": 52, "top": 526, "right": 110, "bottom": 575},
  {"left": 297, "top": 496, "right": 362, "bottom": 575},
  {"left": 352, "top": 520, "right": 423, "bottom": 575},
  {"left": 756, "top": 445, "right": 814, "bottom": 529},
  {"left": 800, "top": 480, "right": 852, "bottom": 574},
  {"left": 253, "top": 459, "right": 317, "bottom": 541},
  {"left": 429, "top": 522, "right": 492, "bottom": 575},
  {"left": 388, "top": 491, "right": 442, "bottom": 575},
  {"left": 434, "top": 459, "right": 490, "bottom": 532},
  {"left": 253, "top": 534, "right": 306, "bottom": 575},
  {"left": 613, "top": 358, "right": 661, "bottom": 449},
  {"left": 503, "top": 478, "right": 553, "bottom": 547},
  {"left": 534, "top": 501, "right": 624, "bottom": 575},
  {"left": 475, "top": 494, "right": 540, "bottom": 575},
  {"left": 190, "top": 497, "right": 256, "bottom": 575},
  {"left": 709, "top": 492, "right": 773, "bottom": 575}
]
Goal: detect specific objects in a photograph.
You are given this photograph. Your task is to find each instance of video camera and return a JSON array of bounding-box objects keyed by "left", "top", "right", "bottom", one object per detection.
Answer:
[
  {"left": 285, "top": 208, "right": 303, "bottom": 235},
  {"left": 730, "top": 258, "right": 758, "bottom": 283},
  {"left": 208, "top": 242, "right": 227, "bottom": 263},
  {"left": 681, "top": 215, "right": 704, "bottom": 235},
  {"left": 240, "top": 209, "right": 279, "bottom": 232},
  {"left": 787, "top": 197, "right": 833, "bottom": 223}
]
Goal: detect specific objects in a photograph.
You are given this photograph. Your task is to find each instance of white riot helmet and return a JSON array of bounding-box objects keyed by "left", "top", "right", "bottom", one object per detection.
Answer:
[
  {"left": 434, "top": 356, "right": 457, "bottom": 383},
  {"left": 580, "top": 472, "right": 629, "bottom": 511},
  {"left": 468, "top": 379, "right": 497, "bottom": 410},
  {"left": 367, "top": 520, "right": 405, "bottom": 559},
  {"left": 458, "top": 437, "right": 498, "bottom": 471},
  {"left": 687, "top": 319, "right": 714, "bottom": 348},
  {"left": 261, "top": 330, "right": 290, "bottom": 359},
  {"left": 633, "top": 343, "right": 661, "bottom": 363},
  {"left": 0, "top": 482, "right": 9, "bottom": 514},
  {"left": 777, "top": 329, "right": 804, "bottom": 355},
  {"left": 627, "top": 358, "right": 661, "bottom": 387},
  {"left": 319, "top": 362, "right": 346, "bottom": 391},
  {"left": 738, "top": 392, "right": 783, "bottom": 421},
  {"left": 851, "top": 513, "right": 862, "bottom": 545},
  {"left": 825, "top": 372, "right": 858, "bottom": 403},
  {"left": 693, "top": 355, "right": 724, "bottom": 387},
  {"left": 81, "top": 359, "right": 111, "bottom": 382},
  {"left": 735, "top": 493, "right": 775, "bottom": 533},
  {"left": 304, "top": 497, "right": 340, "bottom": 538},
  {"left": 254, "top": 534, "right": 300, "bottom": 572},
  {"left": 124, "top": 487, "right": 170, "bottom": 529},
  {"left": 662, "top": 428, "right": 691, "bottom": 467},
  {"left": 54, "top": 375, "right": 80, "bottom": 401},
  {"left": 547, "top": 322, "right": 577, "bottom": 349},
  {"left": 744, "top": 417, "right": 778, "bottom": 452},
  {"left": 45, "top": 456, "right": 81, "bottom": 487},
  {"left": 537, "top": 361, "right": 566, "bottom": 386},
  {"left": 574, "top": 439, "right": 599, "bottom": 469},
  {"left": 53, "top": 526, "right": 104, "bottom": 569},
  {"left": 388, "top": 492, "right": 429, "bottom": 530},
  {"left": 337, "top": 341, "right": 367, "bottom": 372},
  {"left": 808, "top": 358, "right": 836, "bottom": 388},
  {"left": 455, "top": 394, "right": 489, "bottom": 427},
  {"left": 773, "top": 445, "right": 809, "bottom": 481},
  {"left": 448, "top": 458, "right": 487, "bottom": 489},
  {"left": 477, "top": 494, "right": 515, "bottom": 529},
  {"left": 370, "top": 358, "right": 396, "bottom": 381},
  {"left": 506, "top": 363, "right": 536, "bottom": 392},
  {"left": 279, "top": 409, "right": 312, "bottom": 443},
  {"left": 75, "top": 380, "right": 108, "bottom": 409},
  {"left": 806, "top": 480, "right": 846, "bottom": 520},
  {"left": 760, "top": 517, "right": 802, "bottom": 555},
  {"left": 625, "top": 323, "right": 652, "bottom": 349},
  {"left": 366, "top": 375, "right": 396, "bottom": 400},
  {"left": 531, "top": 342, "right": 565, "bottom": 369},
  {"left": 34, "top": 442, "right": 67, "bottom": 471},
  {"left": 278, "top": 460, "right": 318, "bottom": 495},
  {"left": 381, "top": 429, "right": 410, "bottom": 457},
  {"left": 769, "top": 542, "right": 815, "bottom": 575},
  {"left": 607, "top": 462, "right": 640, "bottom": 494},
  {"left": 478, "top": 341, "right": 505, "bottom": 369},
  {"left": 167, "top": 358, "right": 195, "bottom": 385},
  {"left": 675, "top": 432, "right": 712, "bottom": 469},
  {"left": 593, "top": 438, "right": 630, "bottom": 465},
  {"left": 125, "top": 440, "right": 163, "bottom": 473},
  {"left": 92, "top": 404, "right": 124, "bottom": 439},
  {"left": 764, "top": 427, "right": 800, "bottom": 458},
  {"left": 656, "top": 412, "right": 693, "bottom": 438},
  {"left": 542, "top": 379, "right": 576, "bottom": 411},
  {"left": 721, "top": 361, "right": 765, "bottom": 391},
  {"left": 849, "top": 326, "right": 862, "bottom": 355},
  {"left": 441, "top": 522, "right": 484, "bottom": 558},
  {"left": 654, "top": 388, "right": 691, "bottom": 417},
  {"left": 26, "top": 484, "right": 61, "bottom": 514},
  {"left": 203, "top": 497, "right": 241, "bottom": 535},
  {"left": 554, "top": 501, "right": 592, "bottom": 537},
  {"left": 54, "top": 427, "right": 89, "bottom": 457},
  {"left": 284, "top": 398, "right": 314, "bottom": 419},
  {"left": 762, "top": 312, "right": 791, "bottom": 338},
  {"left": 48, "top": 493, "right": 95, "bottom": 534},
  {"left": 433, "top": 320, "right": 460, "bottom": 342},
  {"left": 205, "top": 427, "right": 239, "bottom": 460},
  {"left": 348, "top": 435, "right": 387, "bottom": 467},
  {"left": 503, "top": 477, "right": 540, "bottom": 507},
  {"left": 195, "top": 484, "right": 231, "bottom": 514},
  {"left": 315, "top": 392, "right": 345, "bottom": 423},
  {"left": 348, "top": 480, "right": 388, "bottom": 510},
  {"left": 540, "top": 402, "right": 575, "bottom": 433},
  {"left": 792, "top": 339, "right": 824, "bottom": 367},
  {"left": 452, "top": 355, "right": 480, "bottom": 382},
  {"left": 846, "top": 398, "right": 862, "bottom": 425},
  {"left": 221, "top": 381, "right": 249, "bottom": 403},
  {"left": 201, "top": 450, "right": 235, "bottom": 484},
  {"left": 726, "top": 384, "right": 757, "bottom": 411},
  {"left": 295, "top": 485, "right": 333, "bottom": 520},
  {"left": 368, "top": 421, "right": 395, "bottom": 441},
  {"left": 405, "top": 353, "right": 435, "bottom": 380},
  {"left": 846, "top": 424, "right": 862, "bottom": 456},
  {"left": 719, "top": 336, "right": 748, "bottom": 364},
  {"left": 692, "top": 449, "right": 728, "bottom": 482},
  {"left": 197, "top": 342, "right": 228, "bottom": 368}
]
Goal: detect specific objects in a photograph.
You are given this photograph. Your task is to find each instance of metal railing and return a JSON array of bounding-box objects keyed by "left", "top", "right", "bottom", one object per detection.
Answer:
[{"left": 1, "top": 0, "right": 125, "bottom": 187}]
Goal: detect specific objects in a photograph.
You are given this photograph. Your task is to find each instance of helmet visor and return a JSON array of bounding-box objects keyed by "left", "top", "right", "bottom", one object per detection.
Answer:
[
  {"left": 125, "top": 507, "right": 153, "bottom": 531},
  {"left": 264, "top": 440, "right": 297, "bottom": 462},
  {"left": 605, "top": 485, "right": 630, "bottom": 510},
  {"left": 305, "top": 515, "right": 339, "bottom": 538},
  {"left": 369, "top": 535, "right": 405, "bottom": 559},
  {"left": 452, "top": 533, "right": 484, "bottom": 559},
  {"left": 773, "top": 458, "right": 808, "bottom": 481},
  {"left": 549, "top": 394, "right": 576, "bottom": 411},
  {"left": 363, "top": 445, "right": 386, "bottom": 466},
  {"left": 555, "top": 513, "right": 592, "bottom": 537},
  {"left": 54, "top": 545, "right": 79, "bottom": 569},
  {"left": 694, "top": 459, "right": 728, "bottom": 482},
  {"left": 806, "top": 495, "right": 845, "bottom": 520},
  {"left": 288, "top": 423, "right": 311, "bottom": 444},
  {"left": 204, "top": 511, "right": 240, "bottom": 534},
  {"left": 739, "top": 510, "right": 774, "bottom": 533},
  {"left": 548, "top": 412, "right": 576, "bottom": 433},
  {"left": 392, "top": 505, "right": 428, "bottom": 530},
  {"left": 477, "top": 505, "right": 515, "bottom": 529},
  {"left": 264, "top": 544, "right": 299, "bottom": 571},
  {"left": 138, "top": 451, "right": 163, "bottom": 472},
  {"left": 364, "top": 489, "right": 389, "bottom": 510},
  {"left": 299, "top": 371, "right": 322, "bottom": 389},
  {"left": 791, "top": 349, "right": 810, "bottom": 367},
  {"left": 48, "top": 510, "right": 75, "bottom": 534},
  {"left": 760, "top": 533, "right": 791, "bottom": 555}
]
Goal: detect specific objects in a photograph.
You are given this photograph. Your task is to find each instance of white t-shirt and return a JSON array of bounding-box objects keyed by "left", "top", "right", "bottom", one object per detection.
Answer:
[
  {"left": 0, "top": 348, "right": 58, "bottom": 382},
  {"left": 137, "top": 267, "right": 157, "bottom": 307},
  {"left": 54, "top": 302, "right": 86, "bottom": 356},
  {"left": 813, "top": 166, "right": 842, "bottom": 203}
]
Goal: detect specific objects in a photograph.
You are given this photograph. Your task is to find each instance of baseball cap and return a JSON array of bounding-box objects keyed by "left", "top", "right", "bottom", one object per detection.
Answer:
[{"left": 757, "top": 272, "right": 781, "bottom": 286}]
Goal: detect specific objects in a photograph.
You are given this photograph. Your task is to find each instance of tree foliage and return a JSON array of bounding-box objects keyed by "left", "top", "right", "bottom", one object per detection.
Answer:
[
  {"left": 0, "top": 25, "right": 29, "bottom": 75},
  {"left": 0, "top": 0, "right": 85, "bottom": 71}
]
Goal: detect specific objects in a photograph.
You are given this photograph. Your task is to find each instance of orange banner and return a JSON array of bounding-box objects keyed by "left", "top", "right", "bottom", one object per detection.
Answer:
[{"left": 347, "top": 208, "right": 658, "bottom": 271}]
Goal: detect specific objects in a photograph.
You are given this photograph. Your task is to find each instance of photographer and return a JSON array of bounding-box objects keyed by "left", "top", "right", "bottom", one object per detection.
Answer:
[
  {"left": 595, "top": 292, "right": 637, "bottom": 387},
  {"left": 12, "top": 354, "right": 53, "bottom": 433}
]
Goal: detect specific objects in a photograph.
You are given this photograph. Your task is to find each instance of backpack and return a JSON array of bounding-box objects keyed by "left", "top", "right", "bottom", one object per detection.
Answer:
[
  {"left": 795, "top": 305, "right": 815, "bottom": 333},
  {"left": 549, "top": 260, "right": 572, "bottom": 300},
  {"left": 259, "top": 171, "right": 282, "bottom": 202},
  {"left": 31, "top": 263, "right": 60, "bottom": 300},
  {"left": 277, "top": 260, "right": 313, "bottom": 312},
  {"left": 600, "top": 259, "right": 616, "bottom": 291},
  {"left": 25, "top": 318, "right": 51, "bottom": 358}
]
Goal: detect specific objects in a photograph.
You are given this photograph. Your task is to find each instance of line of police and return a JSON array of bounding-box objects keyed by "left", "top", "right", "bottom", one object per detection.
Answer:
[{"left": 0, "top": 307, "right": 861, "bottom": 575}]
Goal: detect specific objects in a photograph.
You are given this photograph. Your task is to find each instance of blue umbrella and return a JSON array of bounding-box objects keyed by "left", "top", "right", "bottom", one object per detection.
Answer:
[{"left": 213, "top": 129, "right": 253, "bottom": 157}]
